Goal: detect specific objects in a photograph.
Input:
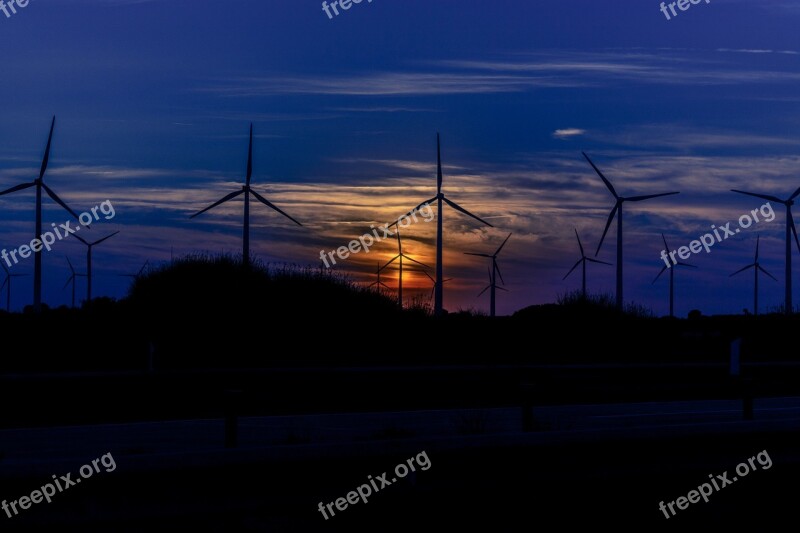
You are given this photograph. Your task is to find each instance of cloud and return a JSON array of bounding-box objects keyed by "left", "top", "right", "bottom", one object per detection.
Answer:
[{"left": 553, "top": 129, "right": 586, "bottom": 139}]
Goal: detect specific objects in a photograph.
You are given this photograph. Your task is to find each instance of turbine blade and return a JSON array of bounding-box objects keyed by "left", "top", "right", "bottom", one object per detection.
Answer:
[
  {"left": 496, "top": 286, "right": 509, "bottom": 292},
  {"left": 495, "top": 260, "right": 505, "bottom": 285},
  {"left": 250, "top": 189, "right": 303, "bottom": 226},
  {"left": 730, "top": 264, "right": 754, "bottom": 277},
  {"left": 477, "top": 285, "right": 490, "bottom": 297},
  {"left": 563, "top": 259, "right": 583, "bottom": 280},
  {"left": 652, "top": 266, "right": 668, "bottom": 284},
  {"left": 380, "top": 255, "right": 400, "bottom": 270},
  {"left": 464, "top": 253, "right": 491, "bottom": 258},
  {"left": 63, "top": 275, "right": 74, "bottom": 290},
  {"left": 246, "top": 124, "right": 253, "bottom": 186},
  {"left": 138, "top": 260, "right": 149, "bottom": 276},
  {"left": 582, "top": 152, "right": 618, "bottom": 199},
  {"left": 402, "top": 255, "right": 429, "bottom": 268},
  {"left": 585, "top": 258, "right": 612, "bottom": 266},
  {"left": 574, "top": 228, "right": 584, "bottom": 257},
  {"left": 626, "top": 192, "right": 680, "bottom": 202},
  {"left": 42, "top": 183, "right": 81, "bottom": 221},
  {"left": 676, "top": 262, "right": 697, "bottom": 268},
  {"left": 422, "top": 270, "right": 435, "bottom": 283},
  {"left": 442, "top": 197, "right": 493, "bottom": 227},
  {"left": 758, "top": 264, "right": 778, "bottom": 281},
  {"left": 755, "top": 235, "right": 760, "bottom": 261},
  {"left": 495, "top": 233, "right": 512, "bottom": 256},
  {"left": 595, "top": 203, "right": 618, "bottom": 256},
  {"left": 71, "top": 232, "right": 89, "bottom": 246},
  {"left": 189, "top": 189, "right": 244, "bottom": 219},
  {"left": 389, "top": 197, "right": 438, "bottom": 228},
  {"left": 91, "top": 231, "right": 120, "bottom": 246},
  {"left": 66, "top": 256, "right": 75, "bottom": 274},
  {"left": 731, "top": 189, "right": 783, "bottom": 203},
  {"left": 789, "top": 210, "right": 800, "bottom": 254},
  {"left": 791, "top": 186, "right": 800, "bottom": 201},
  {"left": 661, "top": 233, "right": 669, "bottom": 253},
  {"left": 39, "top": 116, "right": 55, "bottom": 181},
  {"left": 0, "top": 182, "right": 35, "bottom": 197}
]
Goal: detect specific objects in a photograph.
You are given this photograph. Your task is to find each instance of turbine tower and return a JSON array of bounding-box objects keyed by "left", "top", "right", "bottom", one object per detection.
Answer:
[
  {"left": 0, "top": 117, "right": 82, "bottom": 312},
  {"left": 465, "top": 233, "right": 512, "bottom": 317},
  {"left": 379, "top": 226, "right": 428, "bottom": 308},
  {"left": 393, "top": 134, "right": 492, "bottom": 316},
  {"left": 0, "top": 263, "right": 28, "bottom": 312},
  {"left": 190, "top": 124, "right": 302, "bottom": 267},
  {"left": 563, "top": 228, "right": 611, "bottom": 298},
  {"left": 583, "top": 152, "right": 680, "bottom": 310},
  {"left": 72, "top": 231, "right": 119, "bottom": 302},
  {"left": 730, "top": 235, "right": 777, "bottom": 316},
  {"left": 732, "top": 188, "right": 800, "bottom": 315},
  {"left": 653, "top": 234, "right": 696, "bottom": 318}
]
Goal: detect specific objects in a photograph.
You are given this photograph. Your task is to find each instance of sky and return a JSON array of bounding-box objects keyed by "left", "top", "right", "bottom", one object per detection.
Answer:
[{"left": 0, "top": 0, "right": 799, "bottom": 316}]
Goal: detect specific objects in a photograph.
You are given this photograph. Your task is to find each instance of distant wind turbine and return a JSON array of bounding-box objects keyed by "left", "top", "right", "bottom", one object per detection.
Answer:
[
  {"left": 73, "top": 231, "right": 119, "bottom": 302},
  {"left": 465, "top": 233, "right": 512, "bottom": 317},
  {"left": 190, "top": 124, "right": 302, "bottom": 267},
  {"left": 367, "top": 261, "right": 390, "bottom": 295},
  {"left": 0, "top": 263, "right": 28, "bottom": 312},
  {"left": 731, "top": 187, "right": 800, "bottom": 315},
  {"left": 380, "top": 226, "right": 428, "bottom": 308},
  {"left": 477, "top": 267, "right": 507, "bottom": 311},
  {"left": 730, "top": 235, "right": 777, "bottom": 316},
  {"left": 393, "top": 134, "right": 493, "bottom": 316},
  {"left": 653, "top": 234, "right": 696, "bottom": 318},
  {"left": 416, "top": 270, "right": 452, "bottom": 302},
  {"left": 0, "top": 117, "right": 82, "bottom": 312},
  {"left": 118, "top": 260, "right": 149, "bottom": 280},
  {"left": 563, "top": 228, "right": 611, "bottom": 298},
  {"left": 583, "top": 152, "right": 680, "bottom": 310},
  {"left": 63, "top": 256, "right": 87, "bottom": 308}
]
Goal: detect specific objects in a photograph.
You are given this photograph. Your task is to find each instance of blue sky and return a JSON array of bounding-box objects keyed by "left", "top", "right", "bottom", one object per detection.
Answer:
[{"left": 0, "top": 0, "right": 799, "bottom": 315}]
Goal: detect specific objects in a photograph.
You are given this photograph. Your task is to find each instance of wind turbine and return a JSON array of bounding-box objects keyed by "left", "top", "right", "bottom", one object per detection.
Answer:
[
  {"left": 72, "top": 231, "right": 119, "bottom": 302},
  {"left": 730, "top": 235, "right": 777, "bottom": 316},
  {"left": 0, "top": 117, "right": 82, "bottom": 312},
  {"left": 367, "top": 261, "right": 390, "bottom": 295},
  {"left": 731, "top": 187, "right": 800, "bottom": 315},
  {"left": 0, "top": 263, "right": 28, "bottom": 312},
  {"left": 118, "top": 260, "right": 149, "bottom": 280},
  {"left": 465, "top": 233, "right": 512, "bottom": 317},
  {"left": 417, "top": 270, "right": 453, "bottom": 302},
  {"left": 379, "top": 226, "right": 428, "bottom": 308},
  {"left": 563, "top": 228, "right": 612, "bottom": 299},
  {"left": 583, "top": 152, "right": 680, "bottom": 310},
  {"left": 392, "top": 134, "right": 493, "bottom": 316},
  {"left": 477, "top": 267, "right": 508, "bottom": 314},
  {"left": 190, "top": 124, "right": 302, "bottom": 267},
  {"left": 63, "top": 256, "right": 86, "bottom": 308},
  {"left": 652, "top": 234, "right": 696, "bottom": 318}
]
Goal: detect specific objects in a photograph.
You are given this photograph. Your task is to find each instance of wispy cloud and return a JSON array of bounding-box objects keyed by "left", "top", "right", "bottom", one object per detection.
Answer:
[{"left": 553, "top": 129, "right": 586, "bottom": 139}]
